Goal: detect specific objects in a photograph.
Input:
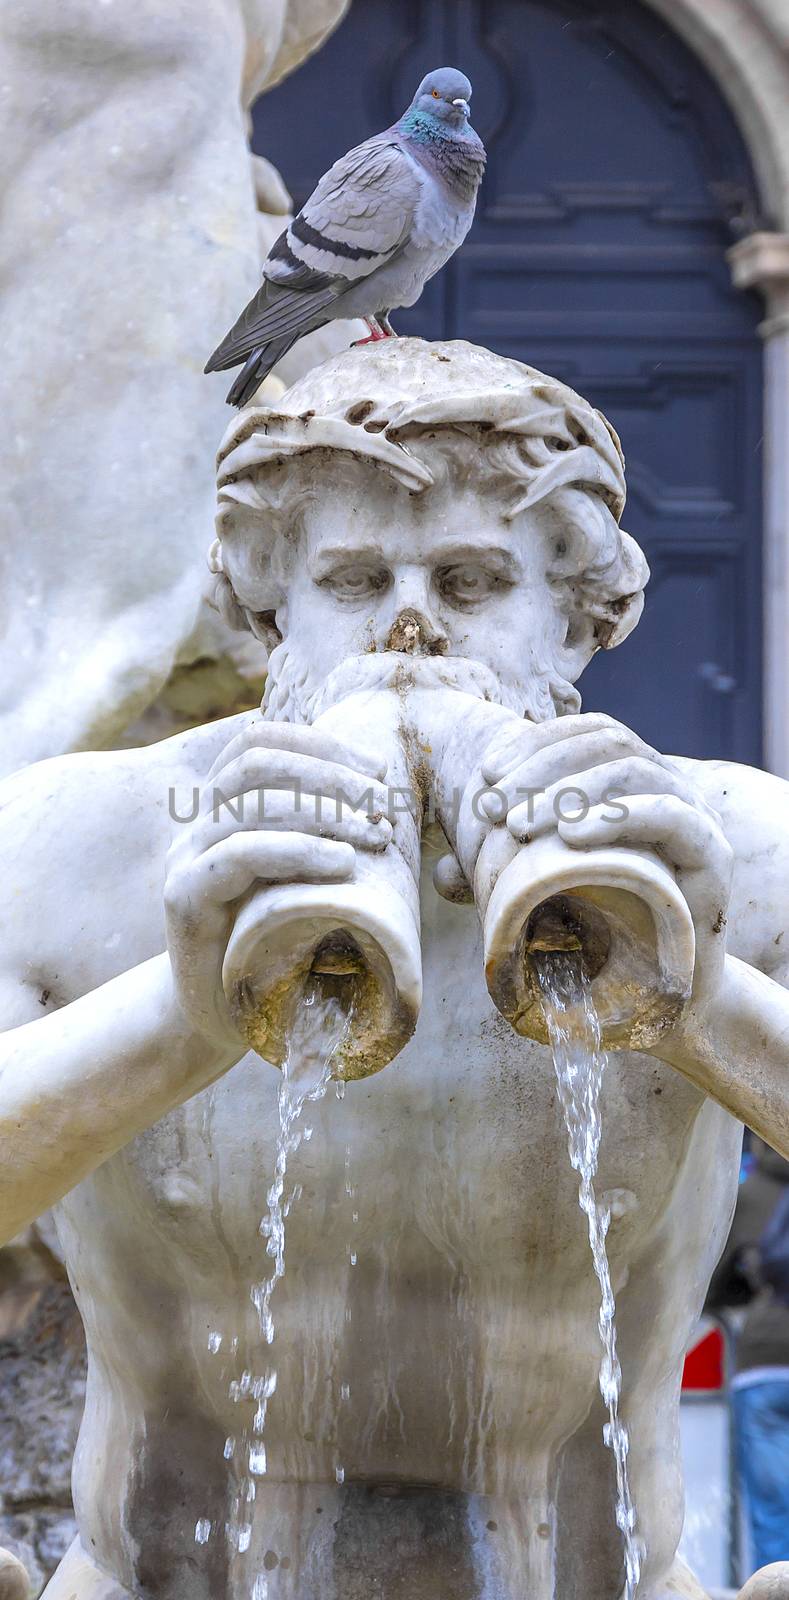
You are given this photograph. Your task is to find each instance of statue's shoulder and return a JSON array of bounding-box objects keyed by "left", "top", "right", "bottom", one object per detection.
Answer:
[
  {"left": 0, "top": 710, "right": 254, "bottom": 906},
  {"left": 0, "top": 710, "right": 252, "bottom": 826},
  {"left": 672, "top": 753, "right": 788, "bottom": 830},
  {"left": 675, "top": 754, "right": 789, "bottom": 971},
  {"left": 0, "top": 712, "right": 255, "bottom": 1008}
]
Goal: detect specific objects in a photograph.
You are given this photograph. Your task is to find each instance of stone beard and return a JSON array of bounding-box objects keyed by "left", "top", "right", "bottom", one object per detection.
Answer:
[{"left": 261, "top": 635, "right": 563, "bottom": 726}]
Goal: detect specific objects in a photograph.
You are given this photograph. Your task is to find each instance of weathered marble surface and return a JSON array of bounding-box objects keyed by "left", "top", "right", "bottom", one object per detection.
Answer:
[
  {"left": 2, "top": 341, "right": 789, "bottom": 1599},
  {"left": 738, "top": 1568, "right": 789, "bottom": 1600},
  {"left": 0, "top": 0, "right": 356, "bottom": 780}
]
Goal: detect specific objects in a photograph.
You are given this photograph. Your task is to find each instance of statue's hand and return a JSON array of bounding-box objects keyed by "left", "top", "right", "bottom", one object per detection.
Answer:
[
  {"left": 164, "top": 721, "right": 390, "bottom": 1047},
  {"left": 480, "top": 711, "right": 733, "bottom": 1014}
]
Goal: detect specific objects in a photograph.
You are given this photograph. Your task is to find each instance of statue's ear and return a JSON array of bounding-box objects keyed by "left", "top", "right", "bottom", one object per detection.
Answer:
[
  {"left": 545, "top": 492, "right": 648, "bottom": 683},
  {"left": 591, "top": 530, "right": 648, "bottom": 650},
  {"left": 206, "top": 536, "right": 282, "bottom": 651},
  {"left": 247, "top": 610, "right": 283, "bottom": 652},
  {"left": 207, "top": 536, "right": 252, "bottom": 633}
]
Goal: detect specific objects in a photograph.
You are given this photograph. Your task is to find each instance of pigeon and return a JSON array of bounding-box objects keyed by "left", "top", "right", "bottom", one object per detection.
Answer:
[{"left": 205, "top": 67, "right": 486, "bottom": 406}]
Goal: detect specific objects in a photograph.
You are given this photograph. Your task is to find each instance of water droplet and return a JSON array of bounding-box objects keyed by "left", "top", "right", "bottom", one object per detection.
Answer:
[
  {"left": 194, "top": 1518, "right": 211, "bottom": 1544},
  {"left": 253, "top": 1579, "right": 269, "bottom": 1600},
  {"left": 340, "top": 1382, "right": 350, "bottom": 1401},
  {"left": 335, "top": 1079, "right": 345, "bottom": 1100},
  {"left": 335, "top": 1465, "right": 345, "bottom": 1485},
  {"left": 249, "top": 1443, "right": 267, "bottom": 1476},
  {"left": 223, "top": 1436, "right": 235, "bottom": 1460},
  {"left": 207, "top": 1331, "right": 222, "bottom": 1354},
  {"left": 238, "top": 1524, "right": 252, "bottom": 1553}
]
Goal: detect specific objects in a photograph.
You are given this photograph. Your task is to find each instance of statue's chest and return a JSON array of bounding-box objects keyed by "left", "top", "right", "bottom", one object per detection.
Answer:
[{"left": 112, "top": 913, "right": 702, "bottom": 1295}]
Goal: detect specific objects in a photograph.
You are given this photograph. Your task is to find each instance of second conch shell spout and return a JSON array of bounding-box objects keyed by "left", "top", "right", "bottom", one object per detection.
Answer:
[
  {"left": 478, "top": 832, "right": 696, "bottom": 1051},
  {"left": 394, "top": 664, "right": 698, "bottom": 1053}
]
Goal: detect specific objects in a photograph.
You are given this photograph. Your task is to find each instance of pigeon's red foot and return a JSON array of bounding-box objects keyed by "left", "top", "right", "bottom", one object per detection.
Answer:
[{"left": 352, "top": 318, "right": 393, "bottom": 347}]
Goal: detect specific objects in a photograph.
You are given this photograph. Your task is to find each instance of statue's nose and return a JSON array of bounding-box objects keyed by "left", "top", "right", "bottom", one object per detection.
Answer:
[{"left": 384, "top": 607, "right": 449, "bottom": 656}]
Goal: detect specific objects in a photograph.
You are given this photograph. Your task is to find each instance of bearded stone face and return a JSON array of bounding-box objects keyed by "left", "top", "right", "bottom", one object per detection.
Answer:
[
  {"left": 212, "top": 343, "right": 648, "bottom": 727},
  {"left": 256, "top": 461, "right": 581, "bottom": 726}
]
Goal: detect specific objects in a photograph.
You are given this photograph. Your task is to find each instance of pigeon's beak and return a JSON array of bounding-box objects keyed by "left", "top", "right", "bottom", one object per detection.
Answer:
[{"left": 452, "top": 97, "right": 470, "bottom": 116}]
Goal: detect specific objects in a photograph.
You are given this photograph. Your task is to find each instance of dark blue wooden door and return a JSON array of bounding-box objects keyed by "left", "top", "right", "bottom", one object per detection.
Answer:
[{"left": 253, "top": 0, "right": 764, "bottom": 764}]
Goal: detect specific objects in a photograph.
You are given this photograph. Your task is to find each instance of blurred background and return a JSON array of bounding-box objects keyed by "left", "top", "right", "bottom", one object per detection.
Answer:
[{"left": 1, "top": 1, "right": 788, "bottom": 1594}]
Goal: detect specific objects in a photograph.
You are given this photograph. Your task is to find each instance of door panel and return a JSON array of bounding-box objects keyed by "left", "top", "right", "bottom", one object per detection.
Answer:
[{"left": 253, "top": 0, "right": 764, "bottom": 764}]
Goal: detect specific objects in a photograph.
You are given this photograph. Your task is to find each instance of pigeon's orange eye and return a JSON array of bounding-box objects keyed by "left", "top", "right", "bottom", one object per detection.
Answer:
[{"left": 432, "top": 88, "right": 440, "bottom": 97}]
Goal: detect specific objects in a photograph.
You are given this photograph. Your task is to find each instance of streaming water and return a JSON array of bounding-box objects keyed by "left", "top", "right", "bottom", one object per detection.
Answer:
[
  {"left": 333, "top": 1128, "right": 358, "bottom": 1486},
  {"left": 220, "top": 977, "right": 354, "bottom": 1588},
  {"left": 534, "top": 950, "right": 643, "bottom": 1600}
]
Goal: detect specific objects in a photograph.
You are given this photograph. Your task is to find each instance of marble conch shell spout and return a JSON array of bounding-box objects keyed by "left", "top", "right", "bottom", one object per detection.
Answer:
[
  {"left": 413, "top": 673, "right": 697, "bottom": 1053},
  {"left": 222, "top": 872, "right": 422, "bottom": 1079},
  {"left": 222, "top": 686, "right": 424, "bottom": 1080},
  {"left": 475, "top": 828, "right": 696, "bottom": 1050}
]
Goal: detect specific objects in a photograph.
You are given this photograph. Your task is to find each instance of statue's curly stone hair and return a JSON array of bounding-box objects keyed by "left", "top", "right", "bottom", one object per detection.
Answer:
[{"left": 210, "top": 338, "right": 649, "bottom": 675}]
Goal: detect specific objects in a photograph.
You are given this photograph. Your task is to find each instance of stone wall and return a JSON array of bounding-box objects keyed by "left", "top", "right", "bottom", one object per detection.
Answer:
[{"left": 0, "top": 1226, "right": 85, "bottom": 1596}]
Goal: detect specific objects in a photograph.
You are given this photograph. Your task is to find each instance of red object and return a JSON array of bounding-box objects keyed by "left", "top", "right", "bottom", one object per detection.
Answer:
[{"left": 682, "top": 1325, "right": 725, "bottom": 1391}]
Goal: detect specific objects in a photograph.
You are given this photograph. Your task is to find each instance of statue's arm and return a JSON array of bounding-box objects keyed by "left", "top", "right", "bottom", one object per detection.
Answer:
[
  {"left": 650, "top": 757, "right": 789, "bottom": 1159},
  {"left": 0, "top": 957, "right": 240, "bottom": 1245},
  {"left": 0, "top": 720, "right": 390, "bottom": 1241},
  {"left": 657, "top": 955, "right": 789, "bottom": 1159},
  {"left": 479, "top": 718, "right": 789, "bottom": 1157}
]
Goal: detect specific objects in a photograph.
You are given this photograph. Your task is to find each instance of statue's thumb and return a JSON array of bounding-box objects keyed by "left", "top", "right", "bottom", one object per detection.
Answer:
[{"left": 432, "top": 852, "right": 473, "bottom": 905}]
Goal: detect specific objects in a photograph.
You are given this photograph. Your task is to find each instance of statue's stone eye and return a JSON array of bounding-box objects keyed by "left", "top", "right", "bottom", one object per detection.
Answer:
[
  {"left": 320, "top": 565, "right": 390, "bottom": 600},
  {"left": 437, "top": 564, "right": 507, "bottom": 605}
]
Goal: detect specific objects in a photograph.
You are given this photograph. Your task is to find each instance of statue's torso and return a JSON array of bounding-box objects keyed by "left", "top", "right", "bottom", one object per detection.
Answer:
[
  {"left": 54, "top": 857, "right": 740, "bottom": 1596},
  {"left": 30, "top": 722, "right": 753, "bottom": 1597}
]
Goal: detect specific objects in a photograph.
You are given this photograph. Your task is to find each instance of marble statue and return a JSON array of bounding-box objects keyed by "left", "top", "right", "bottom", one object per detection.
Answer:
[
  {"left": 2, "top": 338, "right": 789, "bottom": 1600},
  {"left": 0, "top": 0, "right": 356, "bottom": 778}
]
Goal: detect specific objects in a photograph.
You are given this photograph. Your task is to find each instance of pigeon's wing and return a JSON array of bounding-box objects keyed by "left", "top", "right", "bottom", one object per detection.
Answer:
[
  {"left": 204, "top": 271, "right": 342, "bottom": 373},
  {"left": 205, "top": 137, "right": 419, "bottom": 373},
  {"left": 272, "top": 134, "right": 421, "bottom": 285}
]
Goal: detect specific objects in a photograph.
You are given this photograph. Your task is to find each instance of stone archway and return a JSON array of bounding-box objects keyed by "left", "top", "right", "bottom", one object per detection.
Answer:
[{"left": 643, "top": 0, "right": 789, "bottom": 229}]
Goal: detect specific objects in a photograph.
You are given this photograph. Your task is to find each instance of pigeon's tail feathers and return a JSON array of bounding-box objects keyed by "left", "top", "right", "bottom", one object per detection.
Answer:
[
  {"left": 225, "top": 337, "right": 297, "bottom": 408},
  {"left": 205, "top": 277, "right": 341, "bottom": 374}
]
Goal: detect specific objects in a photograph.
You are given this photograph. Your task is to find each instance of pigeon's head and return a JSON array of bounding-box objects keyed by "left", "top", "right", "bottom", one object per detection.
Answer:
[{"left": 410, "top": 67, "right": 473, "bottom": 127}]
